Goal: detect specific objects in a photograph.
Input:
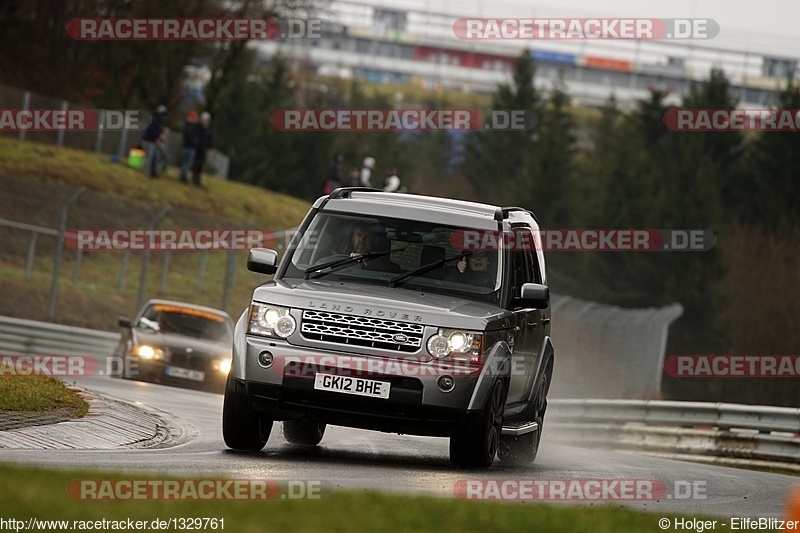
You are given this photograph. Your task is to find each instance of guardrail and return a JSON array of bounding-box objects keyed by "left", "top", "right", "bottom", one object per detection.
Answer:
[
  {"left": 1, "top": 315, "right": 798, "bottom": 465},
  {"left": 547, "top": 399, "right": 800, "bottom": 465},
  {"left": 0, "top": 315, "right": 119, "bottom": 358}
]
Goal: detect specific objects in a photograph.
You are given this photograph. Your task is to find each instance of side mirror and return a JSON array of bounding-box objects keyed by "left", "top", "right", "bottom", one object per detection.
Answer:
[
  {"left": 118, "top": 317, "right": 132, "bottom": 328},
  {"left": 247, "top": 248, "right": 278, "bottom": 275},
  {"left": 517, "top": 283, "right": 550, "bottom": 309}
]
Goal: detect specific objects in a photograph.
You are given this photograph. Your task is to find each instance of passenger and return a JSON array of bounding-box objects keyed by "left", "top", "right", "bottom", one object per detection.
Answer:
[{"left": 455, "top": 251, "right": 495, "bottom": 288}]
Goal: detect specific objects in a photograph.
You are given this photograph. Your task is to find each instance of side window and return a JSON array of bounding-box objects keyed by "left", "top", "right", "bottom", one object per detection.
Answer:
[
  {"left": 512, "top": 224, "right": 544, "bottom": 285},
  {"left": 511, "top": 248, "right": 527, "bottom": 298}
]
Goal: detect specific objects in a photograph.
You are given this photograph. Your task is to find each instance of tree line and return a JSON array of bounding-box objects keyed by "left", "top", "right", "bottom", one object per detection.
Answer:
[{"left": 3, "top": 3, "right": 797, "bottom": 404}]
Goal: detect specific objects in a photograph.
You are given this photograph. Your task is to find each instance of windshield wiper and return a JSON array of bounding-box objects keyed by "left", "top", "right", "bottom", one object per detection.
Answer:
[
  {"left": 388, "top": 252, "right": 470, "bottom": 288},
  {"left": 303, "top": 250, "right": 397, "bottom": 280}
]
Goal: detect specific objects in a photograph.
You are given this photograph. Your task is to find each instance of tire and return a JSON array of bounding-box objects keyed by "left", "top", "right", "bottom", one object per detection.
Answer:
[
  {"left": 449, "top": 379, "right": 505, "bottom": 468},
  {"left": 283, "top": 420, "right": 326, "bottom": 446},
  {"left": 498, "top": 369, "right": 549, "bottom": 465},
  {"left": 222, "top": 375, "right": 272, "bottom": 451}
]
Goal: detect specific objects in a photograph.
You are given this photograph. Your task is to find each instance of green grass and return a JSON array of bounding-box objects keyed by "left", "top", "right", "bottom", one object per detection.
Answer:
[
  {"left": 0, "top": 136, "right": 310, "bottom": 228},
  {"left": 0, "top": 136, "right": 312, "bottom": 330},
  {"left": 0, "top": 374, "right": 88, "bottom": 415},
  {"left": 0, "top": 464, "right": 737, "bottom": 533}
]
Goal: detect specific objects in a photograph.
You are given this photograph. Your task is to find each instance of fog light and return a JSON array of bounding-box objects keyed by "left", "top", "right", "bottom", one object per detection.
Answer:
[
  {"left": 437, "top": 375, "right": 455, "bottom": 392},
  {"left": 258, "top": 351, "right": 274, "bottom": 368}
]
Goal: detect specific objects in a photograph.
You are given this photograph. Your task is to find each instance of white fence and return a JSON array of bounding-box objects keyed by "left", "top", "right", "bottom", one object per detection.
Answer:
[{"left": 549, "top": 295, "right": 683, "bottom": 399}]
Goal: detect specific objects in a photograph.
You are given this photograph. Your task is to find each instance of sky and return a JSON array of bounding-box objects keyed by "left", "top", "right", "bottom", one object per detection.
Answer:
[{"left": 354, "top": 0, "right": 800, "bottom": 58}]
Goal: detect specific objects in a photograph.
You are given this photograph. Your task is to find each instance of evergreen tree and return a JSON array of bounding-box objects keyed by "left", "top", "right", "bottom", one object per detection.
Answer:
[{"left": 464, "top": 50, "right": 541, "bottom": 205}]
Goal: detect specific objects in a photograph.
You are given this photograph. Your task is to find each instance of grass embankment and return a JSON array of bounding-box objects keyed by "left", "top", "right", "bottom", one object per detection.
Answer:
[
  {"left": 0, "top": 464, "right": 738, "bottom": 533},
  {"left": 0, "top": 136, "right": 311, "bottom": 330},
  {"left": 0, "top": 374, "right": 88, "bottom": 417}
]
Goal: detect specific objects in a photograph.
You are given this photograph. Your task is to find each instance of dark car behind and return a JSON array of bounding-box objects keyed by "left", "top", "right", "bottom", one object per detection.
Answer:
[{"left": 115, "top": 299, "right": 234, "bottom": 392}]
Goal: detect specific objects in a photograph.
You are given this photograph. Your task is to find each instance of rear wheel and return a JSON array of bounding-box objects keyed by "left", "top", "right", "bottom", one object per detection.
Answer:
[
  {"left": 283, "top": 420, "right": 326, "bottom": 446},
  {"left": 449, "top": 379, "right": 505, "bottom": 468},
  {"left": 222, "top": 375, "right": 272, "bottom": 451}
]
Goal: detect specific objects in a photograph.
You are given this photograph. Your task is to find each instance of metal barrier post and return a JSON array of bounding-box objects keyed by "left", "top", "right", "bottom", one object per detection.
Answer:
[
  {"left": 136, "top": 206, "right": 171, "bottom": 310},
  {"left": 94, "top": 110, "right": 106, "bottom": 153},
  {"left": 25, "top": 232, "right": 38, "bottom": 280},
  {"left": 48, "top": 187, "right": 86, "bottom": 320},
  {"left": 221, "top": 223, "right": 251, "bottom": 310},
  {"left": 19, "top": 91, "right": 30, "bottom": 142},
  {"left": 56, "top": 100, "right": 68, "bottom": 147}
]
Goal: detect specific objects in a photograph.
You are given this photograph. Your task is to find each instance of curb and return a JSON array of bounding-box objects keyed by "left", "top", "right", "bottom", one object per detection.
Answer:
[{"left": 0, "top": 387, "right": 195, "bottom": 450}]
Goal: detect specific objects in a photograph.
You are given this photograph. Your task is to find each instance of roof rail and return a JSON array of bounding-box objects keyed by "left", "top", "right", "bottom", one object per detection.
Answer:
[
  {"left": 328, "top": 187, "right": 383, "bottom": 199},
  {"left": 501, "top": 206, "right": 539, "bottom": 223}
]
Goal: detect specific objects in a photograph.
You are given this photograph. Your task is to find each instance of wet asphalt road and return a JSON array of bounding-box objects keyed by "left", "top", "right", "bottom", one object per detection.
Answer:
[{"left": 0, "top": 374, "right": 796, "bottom": 519}]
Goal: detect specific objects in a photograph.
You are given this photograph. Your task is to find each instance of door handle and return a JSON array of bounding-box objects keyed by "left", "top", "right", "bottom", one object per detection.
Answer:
[{"left": 540, "top": 318, "right": 551, "bottom": 325}]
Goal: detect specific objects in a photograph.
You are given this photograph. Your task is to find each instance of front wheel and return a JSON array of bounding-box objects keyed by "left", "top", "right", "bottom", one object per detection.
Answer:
[
  {"left": 498, "top": 371, "right": 548, "bottom": 465},
  {"left": 449, "top": 379, "right": 505, "bottom": 468},
  {"left": 222, "top": 375, "right": 272, "bottom": 451},
  {"left": 283, "top": 420, "right": 326, "bottom": 446}
]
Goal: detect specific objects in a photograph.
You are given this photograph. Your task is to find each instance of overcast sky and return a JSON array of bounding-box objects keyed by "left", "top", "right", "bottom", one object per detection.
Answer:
[{"left": 360, "top": 0, "right": 800, "bottom": 58}]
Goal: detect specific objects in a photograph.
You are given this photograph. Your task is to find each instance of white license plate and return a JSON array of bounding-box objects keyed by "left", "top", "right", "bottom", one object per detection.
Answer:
[
  {"left": 166, "top": 366, "right": 205, "bottom": 382},
  {"left": 313, "top": 373, "right": 390, "bottom": 399}
]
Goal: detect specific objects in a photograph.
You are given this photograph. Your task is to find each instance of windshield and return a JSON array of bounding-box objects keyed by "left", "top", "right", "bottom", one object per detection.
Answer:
[
  {"left": 283, "top": 211, "right": 503, "bottom": 302},
  {"left": 140, "top": 304, "right": 233, "bottom": 342}
]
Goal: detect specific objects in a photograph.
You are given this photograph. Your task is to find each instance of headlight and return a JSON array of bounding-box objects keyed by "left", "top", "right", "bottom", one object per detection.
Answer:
[
  {"left": 248, "top": 304, "right": 296, "bottom": 339},
  {"left": 427, "top": 329, "right": 484, "bottom": 360},
  {"left": 134, "top": 345, "right": 163, "bottom": 360},
  {"left": 215, "top": 358, "right": 232, "bottom": 374}
]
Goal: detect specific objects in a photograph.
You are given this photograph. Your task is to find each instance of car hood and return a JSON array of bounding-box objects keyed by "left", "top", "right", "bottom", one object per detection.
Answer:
[
  {"left": 252, "top": 279, "right": 514, "bottom": 330},
  {"left": 132, "top": 329, "right": 230, "bottom": 357}
]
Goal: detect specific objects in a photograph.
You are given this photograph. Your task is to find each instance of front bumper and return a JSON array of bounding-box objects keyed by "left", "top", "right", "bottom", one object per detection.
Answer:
[
  {"left": 126, "top": 354, "right": 228, "bottom": 392},
  {"left": 237, "top": 336, "right": 485, "bottom": 437}
]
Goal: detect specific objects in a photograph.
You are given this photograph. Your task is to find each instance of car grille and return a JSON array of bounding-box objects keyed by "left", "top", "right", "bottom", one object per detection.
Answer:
[
  {"left": 167, "top": 352, "right": 208, "bottom": 370},
  {"left": 300, "top": 310, "right": 424, "bottom": 352}
]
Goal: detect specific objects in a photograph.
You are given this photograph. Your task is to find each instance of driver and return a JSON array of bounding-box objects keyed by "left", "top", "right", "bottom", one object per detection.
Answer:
[{"left": 349, "top": 221, "right": 401, "bottom": 272}]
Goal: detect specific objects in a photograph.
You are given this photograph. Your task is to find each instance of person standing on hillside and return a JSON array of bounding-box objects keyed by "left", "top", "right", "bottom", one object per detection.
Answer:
[
  {"left": 322, "top": 152, "right": 344, "bottom": 194},
  {"left": 179, "top": 111, "right": 200, "bottom": 184},
  {"left": 360, "top": 156, "right": 375, "bottom": 188},
  {"left": 191, "top": 112, "right": 213, "bottom": 187},
  {"left": 141, "top": 105, "right": 168, "bottom": 178},
  {"left": 382, "top": 166, "right": 401, "bottom": 192}
]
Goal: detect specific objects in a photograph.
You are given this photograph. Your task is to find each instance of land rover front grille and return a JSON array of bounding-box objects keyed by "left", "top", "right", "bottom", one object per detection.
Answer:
[{"left": 301, "top": 310, "right": 424, "bottom": 352}]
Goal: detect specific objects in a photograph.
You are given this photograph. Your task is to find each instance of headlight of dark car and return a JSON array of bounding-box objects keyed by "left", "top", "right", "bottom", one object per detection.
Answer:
[
  {"left": 248, "top": 303, "right": 296, "bottom": 339},
  {"left": 214, "top": 358, "right": 232, "bottom": 374},
  {"left": 133, "top": 344, "right": 165, "bottom": 360}
]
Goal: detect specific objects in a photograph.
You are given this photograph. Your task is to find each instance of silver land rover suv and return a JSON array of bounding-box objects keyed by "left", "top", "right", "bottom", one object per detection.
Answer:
[{"left": 223, "top": 188, "right": 554, "bottom": 468}]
